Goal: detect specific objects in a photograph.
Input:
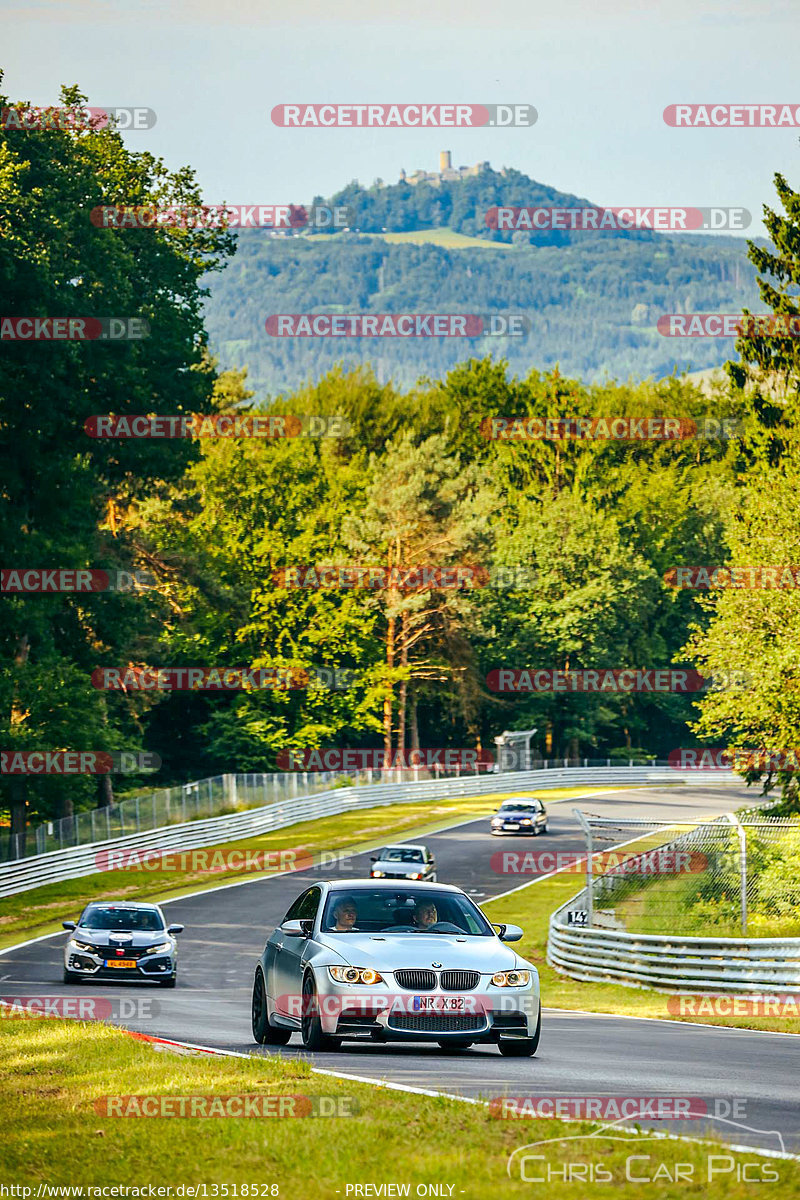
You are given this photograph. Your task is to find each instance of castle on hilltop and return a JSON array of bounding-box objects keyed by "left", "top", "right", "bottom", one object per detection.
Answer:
[{"left": 396, "top": 151, "right": 492, "bottom": 187}]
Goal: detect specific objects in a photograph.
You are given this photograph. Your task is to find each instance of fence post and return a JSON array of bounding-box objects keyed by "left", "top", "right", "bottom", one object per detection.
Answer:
[
  {"left": 106, "top": 807, "right": 111, "bottom": 839},
  {"left": 573, "top": 807, "right": 593, "bottom": 928},
  {"left": 725, "top": 813, "right": 747, "bottom": 934},
  {"left": 135, "top": 797, "right": 140, "bottom": 831},
  {"left": 91, "top": 809, "right": 96, "bottom": 841}
]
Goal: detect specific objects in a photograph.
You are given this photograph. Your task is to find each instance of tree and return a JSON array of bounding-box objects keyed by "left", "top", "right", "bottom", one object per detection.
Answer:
[{"left": 0, "top": 80, "right": 233, "bottom": 844}]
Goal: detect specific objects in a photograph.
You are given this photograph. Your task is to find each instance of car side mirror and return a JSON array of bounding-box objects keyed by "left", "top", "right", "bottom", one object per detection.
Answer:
[
  {"left": 494, "top": 922, "right": 523, "bottom": 942},
  {"left": 167, "top": 924, "right": 184, "bottom": 935},
  {"left": 62, "top": 920, "right": 76, "bottom": 931},
  {"left": 370, "top": 855, "right": 377, "bottom": 862},
  {"left": 281, "top": 919, "right": 311, "bottom": 938}
]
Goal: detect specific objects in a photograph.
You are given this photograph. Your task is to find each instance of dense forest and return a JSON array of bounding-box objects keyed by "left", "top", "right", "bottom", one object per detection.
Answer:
[
  {"left": 2, "top": 83, "right": 800, "bottom": 843},
  {"left": 204, "top": 169, "right": 762, "bottom": 393}
]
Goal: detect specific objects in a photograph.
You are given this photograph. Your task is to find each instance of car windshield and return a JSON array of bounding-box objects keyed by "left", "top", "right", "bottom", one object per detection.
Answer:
[
  {"left": 500, "top": 803, "right": 540, "bottom": 813},
  {"left": 320, "top": 888, "right": 493, "bottom": 935},
  {"left": 80, "top": 906, "right": 164, "bottom": 931},
  {"left": 382, "top": 848, "right": 424, "bottom": 862}
]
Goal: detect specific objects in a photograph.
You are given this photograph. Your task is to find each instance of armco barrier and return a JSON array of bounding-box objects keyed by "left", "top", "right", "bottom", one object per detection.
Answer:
[
  {"left": 0, "top": 766, "right": 730, "bottom": 899},
  {"left": 547, "top": 886, "right": 800, "bottom": 992}
]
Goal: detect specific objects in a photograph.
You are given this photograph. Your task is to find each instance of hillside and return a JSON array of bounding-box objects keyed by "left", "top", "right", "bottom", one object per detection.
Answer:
[{"left": 204, "top": 167, "right": 762, "bottom": 396}]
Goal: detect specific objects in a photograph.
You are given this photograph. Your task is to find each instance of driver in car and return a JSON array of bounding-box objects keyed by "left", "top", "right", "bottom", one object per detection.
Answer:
[
  {"left": 330, "top": 898, "right": 359, "bottom": 931},
  {"left": 411, "top": 901, "right": 438, "bottom": 929}
]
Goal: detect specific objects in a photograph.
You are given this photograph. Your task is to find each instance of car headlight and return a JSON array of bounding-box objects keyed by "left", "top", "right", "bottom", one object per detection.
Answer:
[
  {"left": 371, "top": 869, "right": 385, "bottom": 877},
  {"left": 145, "top": 942, "right": 172, "bottom": 956},
  {"left": 520, "top": 818, "right": 532, "bottom": 825},
  {"left": 491, "top": 818, "right": 502, "bottom": 826},
  {"left": 408, "top": 872, "right": 423, "bottom": 880},
  {"left": 491, "top": 970, "right": 531, "bottom": 987},
  {"left": 68, "top": 938, "right": 94, "bottom": 952},
  {"left": 328, "top": 967, "right": 384, "bottom": 985}
]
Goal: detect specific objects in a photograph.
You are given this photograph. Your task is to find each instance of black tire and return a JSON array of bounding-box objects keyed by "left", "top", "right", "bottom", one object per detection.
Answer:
[
  {"left": 159, "top": 974, "right": 177, "bottom": 988},
  {"left": 252, "top": 969, "right": 291, "bottom": 1045},
  {"left": 62, "top": 968, "right": 80, "bottom": 985},
  {"left": 498, "top": 1003, "right": 540, "bottom": 1057},
  {"left": 437, "top": 1040, "right": 473, "bottom": 1051},
  {"left": 540, "top": 823, "right": 548, "bottom": 834},
  {"left": 301, "top": 973, "right": 341, "bottom": 1052}
]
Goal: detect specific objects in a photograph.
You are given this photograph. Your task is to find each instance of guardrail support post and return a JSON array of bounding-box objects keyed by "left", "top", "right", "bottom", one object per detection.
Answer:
[
  {"left": 725, "top": 812, "right": 748, "bottom": 934},
  {"left": 573, "top": 807, "right": 594, "bottom": 927}
]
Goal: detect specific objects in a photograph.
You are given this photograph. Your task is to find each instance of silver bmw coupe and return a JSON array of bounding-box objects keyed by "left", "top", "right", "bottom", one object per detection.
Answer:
[{"left": 252, "top": 879, "right": 540, "bottom": 1056}]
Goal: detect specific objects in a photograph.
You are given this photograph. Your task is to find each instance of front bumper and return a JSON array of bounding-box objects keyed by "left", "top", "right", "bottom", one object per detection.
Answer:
[
  {"left": 491, "top": 823, "right": 538, "bottom": 835},
  {"left": 311, "top": 973, "right": 540, "bottom": 1041},
  {"left": 65, "top": 948, "right": 175, "bottom": 980}
]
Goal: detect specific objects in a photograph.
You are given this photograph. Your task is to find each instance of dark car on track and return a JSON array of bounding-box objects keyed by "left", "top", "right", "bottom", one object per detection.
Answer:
[{"left": 490, "top": 797, "right": 548, "bottom": 835}]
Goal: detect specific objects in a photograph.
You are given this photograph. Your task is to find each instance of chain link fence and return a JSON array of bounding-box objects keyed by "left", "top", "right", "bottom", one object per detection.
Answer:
[
  {"left": 3, "top": 756, "right": 677, "bottom": 864},
  {"left": 565, "top": 809, "right": 800, "bottom": 938}
]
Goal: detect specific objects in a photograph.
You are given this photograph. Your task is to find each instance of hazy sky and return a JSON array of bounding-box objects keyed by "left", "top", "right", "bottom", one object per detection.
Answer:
[{"left": 3, "top": 0, "right": 799, "bottom": 237}]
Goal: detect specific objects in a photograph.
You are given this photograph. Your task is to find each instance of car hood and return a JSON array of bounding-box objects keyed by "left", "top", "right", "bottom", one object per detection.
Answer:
[
  {"left": 316, "top": 932, "right": 525, "bottom": 974},
  {"left": 73, "top": 929, "right": 168, "bottom": 948}
]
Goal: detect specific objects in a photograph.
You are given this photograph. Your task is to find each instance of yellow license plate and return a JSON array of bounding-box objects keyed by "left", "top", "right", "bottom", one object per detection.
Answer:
[{"left": 105, "top": 959, "right": 136, "bottom": 968}]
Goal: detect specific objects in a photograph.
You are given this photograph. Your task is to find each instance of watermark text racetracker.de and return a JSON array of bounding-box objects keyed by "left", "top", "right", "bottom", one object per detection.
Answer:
[
  {"left": 663, "top": 103, "right": 800, "bottom": 127},
  {"left": 491, "top": 1096, "right": 746, "bottom": 1120},
  {"left": 1, "top": 105, "right": 156, "bottom": 130},
  {"left": 490, "top": 848, "right": 708, "bottom": 876},
  {"left": 93, "top": 847, "right": 358, "bottom": 874},
  {"left": 0, "top": 995, "right": 159, "bottom": 1020},
  {"left": 275, "top": 747, "right": 495, "bottom": 771},
  {"left": 2, "top": 569, "right": 154, "bottom": 593},
  {"left": 91, "top": 666, "right": 357, "bottom": 691},
  {"left": 482, "top": 416, "right": 741, "bottom": 441},
  {"left": 1, "top": 318, "right": 149, "bottom": 341},
  {"left": 486, "top": 206, "right": 749, "bottom": 232},
  {"left": 669, "top": 748, "right": 800, "bottom": 771},
  {"left": 82, "top": 415, "right": 352, "bottom": 439},
  {"left": 1, "top": 751, "right": 160, "bottom": 775},
  {"left": 665, "top": 565, "right": 800, "bottom": 589},
  {"left": 90, "top": 204, "right": 352, "bottom": 231},
  {"left": 94, "top": 1094, "right": 358, "bottom": 1118},
  {"left": 272, "top": 563, "right": 536, "bottom": 590},
  {"left": 486, "top": 668, "right": 751, "bottom": 693},
  {"left": 265, "top": 314, "right": 529, "bottom": 337},
  {"left": 271, "top": 103, "right": 536, "bottom": 127},
  {"left": 657, "top": 313, "right": 800, "bottom": 337},
  {"left": 84, "top": 414, "right": 351, "bottom": 439}
]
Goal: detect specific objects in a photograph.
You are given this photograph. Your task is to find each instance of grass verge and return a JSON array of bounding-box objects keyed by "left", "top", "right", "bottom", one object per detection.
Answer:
[
  {"left": 483, "top": 869, "right": 800, "bottom": 1035},
  {"left": 0, "top": 1016, "right": 796, "bottom": 1195}
]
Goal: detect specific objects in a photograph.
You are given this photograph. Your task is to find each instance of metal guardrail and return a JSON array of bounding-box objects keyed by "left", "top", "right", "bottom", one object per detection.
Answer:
[
  {"left": 547, "top": 881, "right": 800, "bottom": 992},
  {"left": 0, "top": 765, "right": 720, "bottom": 899},
  {"left": 3, "top": 756, "right": 672, "bottom": 863}
]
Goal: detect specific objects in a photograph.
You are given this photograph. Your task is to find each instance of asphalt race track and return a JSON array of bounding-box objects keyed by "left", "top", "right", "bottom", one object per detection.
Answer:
[{"left": 2, "top": 784, "right": 797, "bottom": 1156}]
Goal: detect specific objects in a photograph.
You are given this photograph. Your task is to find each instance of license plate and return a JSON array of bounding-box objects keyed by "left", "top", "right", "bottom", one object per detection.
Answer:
[
  {"left": 105, "top": 959, "right": 136, "bottom": 968},
  {"left": 412, "top": 996, "right": 465, "bottom": 1012},
  {"left": 504, "top": 823, "right": 520, "bottom": 831}
]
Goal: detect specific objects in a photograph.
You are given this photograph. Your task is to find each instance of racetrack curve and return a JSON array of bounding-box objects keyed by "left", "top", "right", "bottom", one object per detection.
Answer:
[{"left": 2, "top": 784, "right": 797, "bottom": 1156}]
